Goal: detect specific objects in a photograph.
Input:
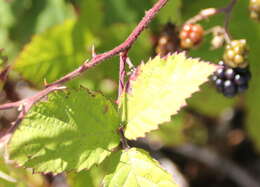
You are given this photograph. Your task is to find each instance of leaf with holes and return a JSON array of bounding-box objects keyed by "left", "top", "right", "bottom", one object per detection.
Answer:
[
  {"left": 102, "top": 148, "right": 179, "bottom": 187},
  {"left": 121, "top": 53, "right": 217, "bottom": 140},
  {"left": 8, "top": 88, "right": 120, "bottom": 174}
]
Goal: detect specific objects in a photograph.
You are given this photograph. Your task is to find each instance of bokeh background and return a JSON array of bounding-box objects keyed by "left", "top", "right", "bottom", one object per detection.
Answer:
[{"left": 0, "top": 0, "right": 260, "bottom": 186}]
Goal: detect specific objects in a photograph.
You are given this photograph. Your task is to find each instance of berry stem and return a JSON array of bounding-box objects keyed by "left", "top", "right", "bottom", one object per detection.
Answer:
[
  {"left": 186, "top": 0, "right": 238, "bottom": 43},
  {"left": 220, "top": 0, "right": 238, "bottom": 42}
]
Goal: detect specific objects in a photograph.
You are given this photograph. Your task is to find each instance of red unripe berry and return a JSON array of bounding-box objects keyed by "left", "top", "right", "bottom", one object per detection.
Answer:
[{"left": 179, "top": 23, "right": 204, "bottom": 49}]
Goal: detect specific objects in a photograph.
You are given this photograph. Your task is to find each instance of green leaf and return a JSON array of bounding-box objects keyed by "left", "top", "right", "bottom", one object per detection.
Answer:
[
  {"left": 122, "top": 53, "right": 217, "bottom": 140},
  {"left": 14, "top": 19, "right": 98, "bottom": 87},
  {"left": 67, "top": 167, "right": 104, "bottom": 187},
  {"left": 103, "top": 148, "right": 179, "bottom": 187},
  {"left": 67, "top": 151, "right": 122, "bottom": 187},
  {"left": 8, "top": 88, "right": 121, "bottom": 173}
]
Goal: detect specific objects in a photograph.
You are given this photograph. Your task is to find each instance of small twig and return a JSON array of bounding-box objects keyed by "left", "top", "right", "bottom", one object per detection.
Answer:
[
  {"left": 186, "top": 8, "right": 218, "bottom": 24},
  {"left": 186, "top": 0, "right": 238, "bottom": 43},
  {"left": 219, "top": 0, "right": 238, "bottom": 42},
  {"left": 174, "top": 144, "right": 260, "bottom": 187},
  {"left": 0, "top": 85, "right": 66, "bottom": 144},
  {"left": 0, "top": 85, "right": 66, "bottom": 111}
]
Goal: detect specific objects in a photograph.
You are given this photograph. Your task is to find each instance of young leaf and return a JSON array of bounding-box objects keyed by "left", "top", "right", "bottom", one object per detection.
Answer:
[
  {"left": 102, "top": 148, "right": 179, "bottom": 187},
  {"left": 14, "top": 19, "right": 98, "bottom": 87},
  {"left": 8, "top": 88, "right": 120, "bottom": 174},
  {"left": 121, "top": 53, "right": 217, "bottom": 140}
]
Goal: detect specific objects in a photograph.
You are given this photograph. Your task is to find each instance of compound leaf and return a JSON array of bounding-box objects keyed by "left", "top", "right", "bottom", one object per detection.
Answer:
[
  {"left": 122, "top": 53, "right": 217, "bottom": 140},
  {"left": 8, "top": 88, "right": 120, "bottom": 174},
  {"left": 103, "top": 148, "right": 179, "bottom": 187}
]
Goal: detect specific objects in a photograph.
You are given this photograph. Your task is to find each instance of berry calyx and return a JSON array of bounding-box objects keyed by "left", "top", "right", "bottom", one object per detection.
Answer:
[
  {"left": 249, "top": 0, "right": 260, "bottom": 21},
  {"left": 179, "top": 23, "right": 204, "bottom": 49},
  {"left": 223, "top": 39, "right": 248, "bottom": 68},
  {"left": 212, "top": 61, "right": 251, "bottom": 97}
]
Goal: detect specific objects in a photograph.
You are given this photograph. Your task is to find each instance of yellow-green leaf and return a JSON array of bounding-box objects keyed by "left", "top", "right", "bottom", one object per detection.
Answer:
[
  {"left": 122, "top": 53, "right": 217, "bottom": 140},
  {"left": 103, "top": 148, "right": 179, "bottom": 187}
]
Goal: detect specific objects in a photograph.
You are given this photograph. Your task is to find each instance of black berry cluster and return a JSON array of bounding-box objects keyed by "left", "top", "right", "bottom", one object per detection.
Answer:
[
  {"left": 249, "top": 0, "right": 260, "bottom": 21},
  {"left": 212, "top": 61, "right": 251, "bottom": 97}
]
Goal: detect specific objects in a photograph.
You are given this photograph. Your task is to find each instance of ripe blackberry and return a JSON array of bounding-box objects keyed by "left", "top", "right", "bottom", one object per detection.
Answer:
[
  {"left": 249, "top": 0, "right": 260, "bottom": 21},
  {"left": 223, "top": 39, "right": 248, "bottom": 68},
  {"left": 212, "top": 61, "right": 251, "bottom": 97},
  {"left": 179, "top": 24, "right": 204, "bottom": 49},
  {"left": 155, "top": 22, "right": 180, "bottom": 57}
]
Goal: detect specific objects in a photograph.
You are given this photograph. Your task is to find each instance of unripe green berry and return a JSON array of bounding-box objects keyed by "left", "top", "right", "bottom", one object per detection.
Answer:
[{"left": 223, "top": 39, "right": 248, "bottom": 68}]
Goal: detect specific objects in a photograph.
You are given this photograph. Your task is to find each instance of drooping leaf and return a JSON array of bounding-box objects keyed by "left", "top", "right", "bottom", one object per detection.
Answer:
[
  {"left": 121, "top": 53, "right": 217, "bottom": 140},
  {"left": 67, "top": 166, "right": 104, "bottom": 187},
  {"left": 14, "top": 19, "right": 98, "bottom": 87},
  {"left": 67, "top": 151, "right": 121, "bottom": 187},
  {"left": 8, "top": 88, "right": 121, "bottom": 174},
  {"left": 102, "top": 148, "right": 179, "bottom": 187}
]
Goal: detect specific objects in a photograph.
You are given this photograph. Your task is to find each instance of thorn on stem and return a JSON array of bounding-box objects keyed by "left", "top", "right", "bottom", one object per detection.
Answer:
[{"left": 91, "top": 45, "right": 96, "bottom": 58}]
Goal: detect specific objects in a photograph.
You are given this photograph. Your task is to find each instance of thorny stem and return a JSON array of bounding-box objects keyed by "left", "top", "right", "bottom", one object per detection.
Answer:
[
  {"left": 0, "top": 0, "right": 169, "bottom": 142},
  {"left": 0, "top": 85, "right": 66, "bottom": 144},
  {"left": 47, "top": 0, "right": 168, "bottom": 87}
]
